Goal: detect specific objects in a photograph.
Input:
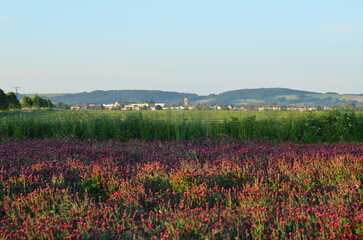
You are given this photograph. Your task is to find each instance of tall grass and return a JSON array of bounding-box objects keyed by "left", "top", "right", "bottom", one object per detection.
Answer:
[{"left": 1, "top": 109, "right": 362, "bottom": 142}]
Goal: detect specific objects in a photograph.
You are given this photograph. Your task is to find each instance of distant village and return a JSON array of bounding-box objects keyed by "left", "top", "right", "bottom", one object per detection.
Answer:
[{"left": 70, "top": 96, "right": 347, "bottom": 111}]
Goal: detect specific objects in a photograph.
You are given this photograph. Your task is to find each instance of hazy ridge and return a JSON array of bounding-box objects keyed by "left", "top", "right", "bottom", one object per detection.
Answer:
[{"left": 19, "top": 88, "right": 362, "bottom": 106}]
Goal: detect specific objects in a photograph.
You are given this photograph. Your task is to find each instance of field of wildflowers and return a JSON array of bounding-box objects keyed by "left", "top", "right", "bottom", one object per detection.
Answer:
[{"left": 1, "top": 136, "right": 363, "bottom": 239}]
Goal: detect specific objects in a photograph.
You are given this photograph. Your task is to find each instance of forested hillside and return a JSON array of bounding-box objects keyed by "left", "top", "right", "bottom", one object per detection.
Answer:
[{"left": 16, "top": 88, "right": 362, "bottom": 106}]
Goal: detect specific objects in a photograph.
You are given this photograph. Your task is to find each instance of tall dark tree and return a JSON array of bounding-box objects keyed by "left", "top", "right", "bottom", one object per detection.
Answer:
[
  {"left": 21, "top": 96, "right": 33, "bottom": 108},
  {"left": 58, "top": 103, "right": 70, "bottom": 109},
  {"left": 32, "top": 95, "right": 42, "bottom": 108},
  {"left": 0, "top": 89, "right": 9, "bottom": 110},
  {"left": 46, "top": 99, "right": 55, "bottom": 108},
  {"left": 6, "top": 92, "right": 21, "bottom": 109},
  {"left": 31, "top": 95, "right": 54, "bottom": 108}
]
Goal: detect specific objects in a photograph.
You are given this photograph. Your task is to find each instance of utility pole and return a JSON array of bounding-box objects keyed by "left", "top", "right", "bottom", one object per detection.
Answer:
[{"left": 13, "top": 87, "right": 21, "bottom": 94}]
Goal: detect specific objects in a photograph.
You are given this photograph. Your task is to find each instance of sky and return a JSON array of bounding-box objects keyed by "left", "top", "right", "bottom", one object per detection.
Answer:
[{"left": 0, "top": 0, "right": 362, "bottom": 95}]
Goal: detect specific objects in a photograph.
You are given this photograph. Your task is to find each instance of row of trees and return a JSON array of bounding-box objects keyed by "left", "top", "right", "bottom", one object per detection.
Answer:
[
  {"left": 0, "top": 89, "right": 21, "bottom": 110},
  {"left": 21, "top": 95, "right": 54, "bottom": 108},
  {"left": 0, "top": 89, "right": 55, "bottom": 110}
]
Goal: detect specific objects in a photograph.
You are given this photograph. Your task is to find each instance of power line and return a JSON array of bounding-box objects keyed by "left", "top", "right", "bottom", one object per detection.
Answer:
[{"left": 13, "top": 87, "right": 21, "bottom": 94}]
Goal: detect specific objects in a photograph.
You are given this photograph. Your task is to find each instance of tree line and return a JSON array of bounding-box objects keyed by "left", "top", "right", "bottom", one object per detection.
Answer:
[{"left": 0, "top": 89, "right": 55, "bottom": 110}]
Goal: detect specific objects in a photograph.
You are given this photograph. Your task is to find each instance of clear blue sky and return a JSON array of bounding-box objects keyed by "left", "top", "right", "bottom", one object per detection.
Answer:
[{"left": 1, "top": 0, "right": 362, "bottom": 95}]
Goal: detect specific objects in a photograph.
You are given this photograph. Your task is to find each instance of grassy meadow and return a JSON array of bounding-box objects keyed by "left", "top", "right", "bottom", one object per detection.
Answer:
[{"left": 1, "top": 109, "right": 363, "bottom": 142}]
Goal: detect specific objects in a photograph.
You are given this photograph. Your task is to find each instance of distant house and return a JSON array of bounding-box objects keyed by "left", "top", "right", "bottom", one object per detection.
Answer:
[
  {"left": 88, "top": 104, "right": 97, "bottom": 110},
  {"left": 228, "top": 105, "right": 235, "bottom": 111},
  {"left": 270, "top": 106, "right": 281, "bottom": 111},
  {"left": 287, "top": 107, "right": 298, "bottom": 111},
  {"left": 258, "top": 105, "right": 281, "bottom": 111},
  {"left": 113, "top": 102, "right": 122, "bottom": 109},
  {"left": 71, "top": 105, "right": 81, "bottom": 110},
  {"left": 121, "top": 106, "right": 133, "bottom": 111},
  {"left": 71, "top": 104, "right": 96, "bottom": 110},
  {"left": 103, "top": 104, "right": 114, "bottom": 110},
  {"left": 103, "top": 101, "right": 125, "bottom": 110},
  {"left": 211, "top": 105, "right": 222, "bottom": 110},
  {"left": 133, "top": 105, "right": 141, "bottom": 111},
  {"left": 307, "top": 107, "right": 317, "bottom": 111},
  {"left": 258, "top": 106, "right": 266, "bottom": 111}
]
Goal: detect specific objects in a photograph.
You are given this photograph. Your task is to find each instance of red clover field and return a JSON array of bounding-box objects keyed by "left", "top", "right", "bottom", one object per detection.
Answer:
[
  {"left": 0, "top": 135, "right": 363, "bottom": 239},
  {"left": 1, "top": 110, "right": 363, "bottom": 239}
]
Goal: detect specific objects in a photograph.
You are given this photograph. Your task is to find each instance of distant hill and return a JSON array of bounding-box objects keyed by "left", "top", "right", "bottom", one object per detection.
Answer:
[
  {"left": 47, "top": 90, "right": 200, "bottom": 105},
  {"left": 18, "top": 88, "right": 362, "bottom": 106},
  {"left": 208, "top": 88, "right": 361, "bottom": 106},
  {"left": 210, "top": 88, "right": 319, "bottom": 104},
  {"left": 17, "top": 93, "right": 68, "bottom": 100}
]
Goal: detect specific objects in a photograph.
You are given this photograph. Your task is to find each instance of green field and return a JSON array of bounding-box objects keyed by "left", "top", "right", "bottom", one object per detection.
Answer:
[{"left": 1, "top": 109, "right": 362, "bottom": 142}]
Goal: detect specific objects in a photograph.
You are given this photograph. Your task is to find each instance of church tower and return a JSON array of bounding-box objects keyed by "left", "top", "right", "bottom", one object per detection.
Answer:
[{"left": 184, "top": 94, "right": 189, "bottom": 107}]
